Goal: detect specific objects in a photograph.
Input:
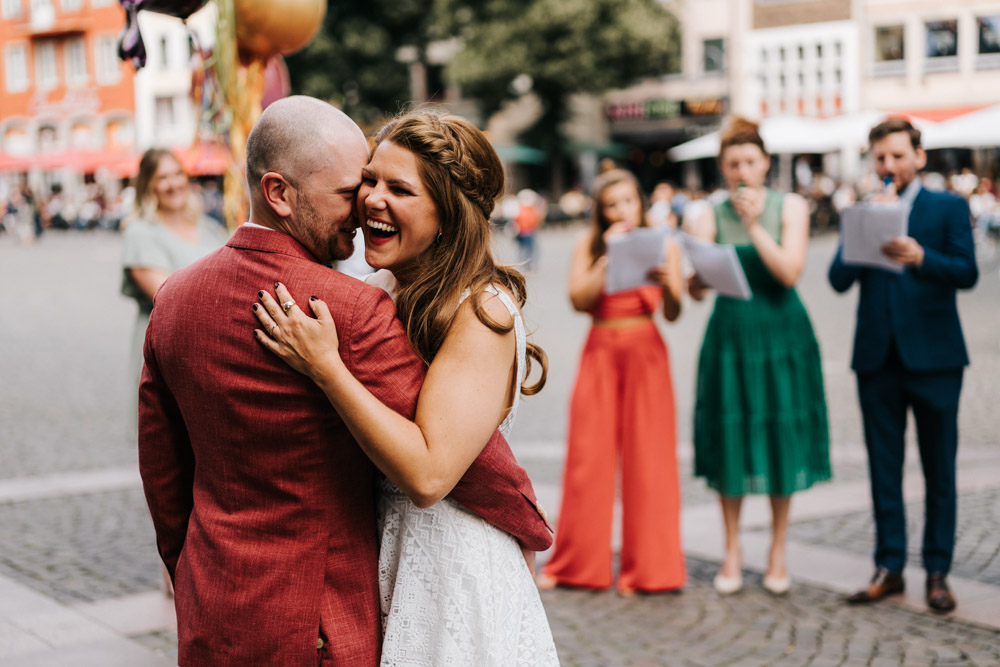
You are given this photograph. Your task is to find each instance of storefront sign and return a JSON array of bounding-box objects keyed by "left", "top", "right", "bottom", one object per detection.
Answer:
[{"left": 606, "top": 97, "right": 726, "bottom": 122}]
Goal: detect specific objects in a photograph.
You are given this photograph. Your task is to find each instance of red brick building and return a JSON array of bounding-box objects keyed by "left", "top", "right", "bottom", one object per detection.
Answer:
[{"left": 0, "top": 0, "right": 135, "bottom": 186}]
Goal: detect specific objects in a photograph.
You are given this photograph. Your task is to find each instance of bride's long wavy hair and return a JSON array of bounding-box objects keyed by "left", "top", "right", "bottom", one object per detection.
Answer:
[{"left": 373, "top": 110, "right": 547, "bottom": 395}]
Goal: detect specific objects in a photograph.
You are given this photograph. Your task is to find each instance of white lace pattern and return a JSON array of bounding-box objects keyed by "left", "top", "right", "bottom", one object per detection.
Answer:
[{"left": 375, "top": 284, "right": 559, "bottom": 666}]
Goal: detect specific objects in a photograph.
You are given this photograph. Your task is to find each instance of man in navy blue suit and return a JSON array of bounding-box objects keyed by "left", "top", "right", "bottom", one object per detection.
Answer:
[{"left": 829, "top": 118, "right": 978, "bottom": 613}]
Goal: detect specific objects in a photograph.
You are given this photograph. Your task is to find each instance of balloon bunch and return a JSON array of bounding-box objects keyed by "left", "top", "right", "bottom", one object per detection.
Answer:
[
  {"left": 117, "top": 0, "right": 325, "bottom": 228},
  {"left": 117, "top": 0, "right": 210, "bottom": 68}
]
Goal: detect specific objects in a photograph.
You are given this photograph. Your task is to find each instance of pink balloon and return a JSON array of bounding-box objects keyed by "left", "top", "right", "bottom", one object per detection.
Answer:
[{"left": 261, "top": 56, "right": 291, "bottom": 109}]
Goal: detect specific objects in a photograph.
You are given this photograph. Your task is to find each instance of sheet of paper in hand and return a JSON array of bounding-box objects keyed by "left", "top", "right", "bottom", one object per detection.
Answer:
[
  {"left": 840, "top": 203, "right": 907, "bottom": 273},
  {"left": 679, "top": 233, "right": 752, "bottom": 300},
  {"left": 605, "top": 226, "right": 671, "bottom": 294}
]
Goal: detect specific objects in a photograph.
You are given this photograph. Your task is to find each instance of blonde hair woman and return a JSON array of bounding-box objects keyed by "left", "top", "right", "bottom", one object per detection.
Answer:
[
  {"left": 121, "top": 149, "right": 228, "bottom": 436},
  {"left": 120, "top": 148, "right": 228, "bottom": 596}
]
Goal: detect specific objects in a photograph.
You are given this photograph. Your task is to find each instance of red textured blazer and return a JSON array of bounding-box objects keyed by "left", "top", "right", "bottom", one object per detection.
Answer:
[{"left": 139, "top": 226, "right": 551, "bottom": 667}]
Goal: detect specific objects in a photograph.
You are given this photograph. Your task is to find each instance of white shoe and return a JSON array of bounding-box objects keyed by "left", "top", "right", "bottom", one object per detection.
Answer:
[
  {"left": 713, "top": 572, "right": 743, "bottom": 595},
  {"left": 762, "top": 574, "right": 791, "bottom": 595}
]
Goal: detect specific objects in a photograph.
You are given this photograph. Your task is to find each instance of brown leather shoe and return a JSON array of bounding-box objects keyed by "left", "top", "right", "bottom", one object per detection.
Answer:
[
  {"left": 847, "top": 567, "right": 905, "bottom": 604},
  {"left": 926, "top": 573, "right": 957, "bottom": 613}
]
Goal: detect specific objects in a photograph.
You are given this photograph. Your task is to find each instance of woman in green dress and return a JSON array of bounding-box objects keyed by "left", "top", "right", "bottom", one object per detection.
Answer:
[{"left": 688, "top": 117, "right": 830, "bottom": 596}]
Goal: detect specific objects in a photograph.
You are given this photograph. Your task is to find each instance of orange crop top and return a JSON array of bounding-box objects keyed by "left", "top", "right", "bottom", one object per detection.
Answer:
[{"left": 589, "top": 285, "right": 662, "bottom": 320}]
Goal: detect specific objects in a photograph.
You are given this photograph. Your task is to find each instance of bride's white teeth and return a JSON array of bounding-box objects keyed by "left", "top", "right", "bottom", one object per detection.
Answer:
[{"left": 367, "top": 219, "right": 398, "bottom": 233}]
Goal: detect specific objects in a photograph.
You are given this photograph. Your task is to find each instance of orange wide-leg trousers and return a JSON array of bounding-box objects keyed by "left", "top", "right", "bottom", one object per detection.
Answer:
[{"left": 541, "top": 322, "right": 685, "bottom": 592}]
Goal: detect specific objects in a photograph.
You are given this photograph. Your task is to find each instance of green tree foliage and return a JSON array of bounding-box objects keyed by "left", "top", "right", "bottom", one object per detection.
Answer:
[
  {"left": 286, "top": 0, "right": 678, "bottom": 162},
  {"left": 285, "top": 0, "right": 465, "bottom": 129},
  {"left": 450, "top": 0, "right": 680, "bottom": 151}
]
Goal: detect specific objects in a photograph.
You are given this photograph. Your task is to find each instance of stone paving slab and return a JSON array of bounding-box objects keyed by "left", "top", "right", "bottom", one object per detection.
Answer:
[
  {"left": 0, "top": 576, "right": 172, "bottom": 667},
  {"left": 784, "top": 487, "right": 1000, "bottom": 587}
]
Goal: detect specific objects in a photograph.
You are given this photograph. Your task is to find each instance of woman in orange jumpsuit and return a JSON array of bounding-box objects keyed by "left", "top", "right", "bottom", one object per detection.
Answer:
[{"left": 538, "top": 169, "right": 686, "bottom": 595}]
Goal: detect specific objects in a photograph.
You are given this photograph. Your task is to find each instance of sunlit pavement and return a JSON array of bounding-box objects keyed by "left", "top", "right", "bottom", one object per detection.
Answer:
[{"left": 0, "top": 226, "right": 997, "bottom": 665}]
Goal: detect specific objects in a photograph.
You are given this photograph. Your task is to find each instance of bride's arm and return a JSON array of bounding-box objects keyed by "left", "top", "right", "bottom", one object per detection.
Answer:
[{"left": 254, "top": 283, "right": 516, "bottom": 508}]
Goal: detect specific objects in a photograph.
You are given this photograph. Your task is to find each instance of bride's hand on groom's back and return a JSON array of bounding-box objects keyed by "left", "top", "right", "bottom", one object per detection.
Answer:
[{"left": 252, "top": 282, "right": 344, "bottom": 381}]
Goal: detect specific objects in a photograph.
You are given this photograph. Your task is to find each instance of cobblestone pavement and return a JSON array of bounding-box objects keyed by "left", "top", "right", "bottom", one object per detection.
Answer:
[
  {"left": 545, "top": 559, "right": 1000, "bottom": 666},
  {"left": 123, "top": 558, "right": 1000, "bottom": 667},
  {"left": 0, "top": 488, "right": 161, "bottom": 604},
  {"left": 1, "top": 229, "right": 998, "bottom": 665}
]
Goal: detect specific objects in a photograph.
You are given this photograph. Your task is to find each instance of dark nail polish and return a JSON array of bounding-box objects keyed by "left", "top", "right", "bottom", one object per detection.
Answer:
[
  {"left": 274, "top": 282, "right": 280, "bottom": 289},
  {"left": 310, "top": 296, "right": 317, "bottom": 301},
  {"left": 258, "top": 291, "right": 263, "bottom": 298},
  {"left": 252, "top": 304, "right": 258, "bottom": 311}
]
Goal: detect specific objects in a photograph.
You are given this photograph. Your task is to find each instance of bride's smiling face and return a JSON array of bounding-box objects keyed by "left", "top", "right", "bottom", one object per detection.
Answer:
[{"left": 358, "top": 141, "right": 441, "bottom": 276}]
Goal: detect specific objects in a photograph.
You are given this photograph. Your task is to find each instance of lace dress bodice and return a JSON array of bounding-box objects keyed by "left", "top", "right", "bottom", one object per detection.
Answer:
[{"left": 368, "top": 276, "right": 558, "bottom": 666}]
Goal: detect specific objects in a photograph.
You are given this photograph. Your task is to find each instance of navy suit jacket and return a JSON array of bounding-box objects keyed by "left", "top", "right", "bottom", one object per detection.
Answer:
[{"left": 828, "top": 187, "right": 978, "bottom": 374}]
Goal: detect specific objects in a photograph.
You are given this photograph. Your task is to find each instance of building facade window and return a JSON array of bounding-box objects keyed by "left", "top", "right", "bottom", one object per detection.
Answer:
[
  {"left": 875, "top": 26, "right": 904, "bottom": 61},
  {"left": 95, "top": 35, "right": 119, "bottom": 84},
  {"left": 703, "top": 38, "right": 724, "bottom": 73},
  {"left": 979, "top": 16, "right": 1000, "bottom": 53},
  {"left": 926, "top": 20, "right": 958, "bottom": 58},
  {"left": 155, "top": 96, "right": 176, "bottom": 127},
  {"left": 873, "top": 25, "right": 905, "bottom": 76},
  {"left": 2, "top": 0, "right": 22, "bottom": 19},
  {"left": 159, "top": 36, "right": 169, "bottom": 69},
  {"left": 976, "top": 15, "right": 1000, "bottom": 68},
  {"left": 65, "top": 36, "right": 86, "bottom": 85},
  {"left": 925, "top": 19, "right": 958, "bottom": 73},
  {"left": 4, "top": 43, "right": 29, "bottom": 92},
  {"left": 59, "top": 0, "right": 81, "bottom": 11},
  {"left": 34, "top": 40, "right": 58, "bottom": 90}
]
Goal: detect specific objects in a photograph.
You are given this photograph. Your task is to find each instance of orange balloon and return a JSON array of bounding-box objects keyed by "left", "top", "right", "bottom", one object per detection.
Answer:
[{"left": 234, "top": 0, "right": 326, "bottom": 62}]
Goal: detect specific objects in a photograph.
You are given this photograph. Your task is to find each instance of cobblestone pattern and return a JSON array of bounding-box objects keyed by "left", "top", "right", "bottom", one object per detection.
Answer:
[
  {"left": 782, "top": 487, "right": 1000, "bottom": 586},
  {"left": 124, "top": 559, "right": 1000, "bottom": 666},
  {"left": 544, "top": 558, "right": 1000, "bottom": 666},
  {"left": 0, "top": 488, "right": 161, "bottom": 604}
]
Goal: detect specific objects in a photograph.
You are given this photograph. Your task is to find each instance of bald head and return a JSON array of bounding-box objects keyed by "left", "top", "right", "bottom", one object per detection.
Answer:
[{"left": 245, "top": 96, "right": 367, "bottom": 194}]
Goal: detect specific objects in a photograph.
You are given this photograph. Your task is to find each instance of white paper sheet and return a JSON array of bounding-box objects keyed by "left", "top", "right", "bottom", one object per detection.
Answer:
[
  {"left": 604, "top": 227, "right": 672, "bottom": 294},
  {"left": 679, "top": 233, "right": 752, "bottom": 300},
  {"left": 839, "top": 204, "right": 908, "bottom": 273}
]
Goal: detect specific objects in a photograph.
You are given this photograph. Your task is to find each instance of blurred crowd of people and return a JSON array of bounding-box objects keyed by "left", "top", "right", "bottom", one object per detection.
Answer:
[{"left": 0, "top": 175, "right": 225, "bottom": 244}]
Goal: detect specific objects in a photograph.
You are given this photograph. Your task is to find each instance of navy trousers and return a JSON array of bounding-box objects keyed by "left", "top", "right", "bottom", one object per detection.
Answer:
[{"left": 856, "top": 346, "right": 963, "bottom": 575}]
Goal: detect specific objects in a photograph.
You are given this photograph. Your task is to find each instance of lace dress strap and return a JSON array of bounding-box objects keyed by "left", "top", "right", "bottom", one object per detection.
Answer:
[{"left": 458, "top": 285, "right": 526, "bottom": 437}]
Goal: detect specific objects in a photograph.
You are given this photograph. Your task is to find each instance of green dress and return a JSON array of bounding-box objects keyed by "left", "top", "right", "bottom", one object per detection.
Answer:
[{"left": 693, "top": 190, "right": 830, "bottom": 496}]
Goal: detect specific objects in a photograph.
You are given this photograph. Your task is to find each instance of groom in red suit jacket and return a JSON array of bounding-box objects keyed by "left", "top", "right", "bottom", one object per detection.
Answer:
[{"left": 138, "top": 97, "right": 551, "bottom": 667}]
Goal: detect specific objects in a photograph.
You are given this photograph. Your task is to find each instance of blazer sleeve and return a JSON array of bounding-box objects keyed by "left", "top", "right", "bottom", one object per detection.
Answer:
[
  {"left": 450, "top": 433, "right": 554, "bottom": 552},
  {"left": 913, "top": 197, "right": 979, "bottom": 289},
  {"left": 137, "top": 311, "right": 195, "bottom": 580},
  {"left": 345, "top": 288, "right": 553, "bottom": 551},
  {"left": 828, "top": 243, "right": 863, "bottom": 293}
]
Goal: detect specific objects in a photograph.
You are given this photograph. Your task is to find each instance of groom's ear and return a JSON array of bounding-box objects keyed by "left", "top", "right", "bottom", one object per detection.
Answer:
[{"left": 261, "top": 172, "right": 294, "bottom": 219}]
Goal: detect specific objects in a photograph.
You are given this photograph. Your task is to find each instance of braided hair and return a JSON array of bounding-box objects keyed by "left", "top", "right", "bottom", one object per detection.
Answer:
[{"left": 374, "top": 110, "right": 548, "bottom": 395}]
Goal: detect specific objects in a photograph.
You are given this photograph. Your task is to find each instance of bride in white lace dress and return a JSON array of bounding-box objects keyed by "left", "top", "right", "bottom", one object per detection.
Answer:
[{"left": 254, "top": 110, "right": 559, "bottom": 666}]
